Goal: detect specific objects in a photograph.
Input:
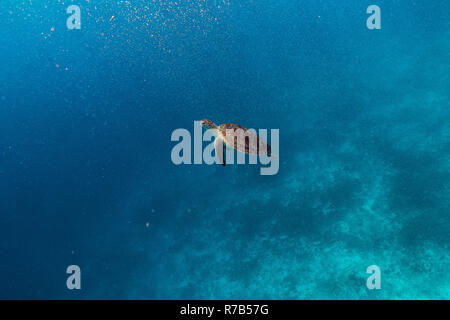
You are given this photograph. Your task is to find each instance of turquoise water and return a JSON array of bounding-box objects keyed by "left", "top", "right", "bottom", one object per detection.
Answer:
[{"left": 0, "top": 1, "right": 449, "bottom": 299}]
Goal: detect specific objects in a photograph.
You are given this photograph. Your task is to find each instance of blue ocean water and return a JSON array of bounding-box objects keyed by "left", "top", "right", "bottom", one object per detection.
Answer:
[{"left": 0, "top": 0, "right": 449, "bottom": 299}]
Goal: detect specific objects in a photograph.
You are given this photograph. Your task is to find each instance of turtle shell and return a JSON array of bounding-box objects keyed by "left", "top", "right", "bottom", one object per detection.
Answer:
[{"left": 218, "top": 124, "right": 271, "bottom": 155}]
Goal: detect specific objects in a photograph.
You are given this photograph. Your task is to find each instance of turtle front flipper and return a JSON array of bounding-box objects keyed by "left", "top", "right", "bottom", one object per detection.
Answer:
[{"left": 214, "top": 137, "right": 226, "bottom": 166}]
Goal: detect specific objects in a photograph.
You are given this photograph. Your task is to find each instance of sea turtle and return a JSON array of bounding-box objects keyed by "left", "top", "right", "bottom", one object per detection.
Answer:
[{"left": 200, "top": 119, "right": 276, "bottom": 166}]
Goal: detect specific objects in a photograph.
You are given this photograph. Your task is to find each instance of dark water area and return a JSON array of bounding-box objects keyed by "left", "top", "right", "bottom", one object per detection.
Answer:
[{"left": 0, "top": 1, "right": 449, "bottom": 299}]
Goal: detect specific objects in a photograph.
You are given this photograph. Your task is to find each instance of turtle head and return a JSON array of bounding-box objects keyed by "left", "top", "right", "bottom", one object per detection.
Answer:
[{"left": 200, "top": 119, "right": 217, "bottom": 129}]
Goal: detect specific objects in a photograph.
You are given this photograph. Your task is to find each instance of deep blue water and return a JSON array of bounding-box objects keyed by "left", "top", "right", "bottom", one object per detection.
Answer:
[{"left": 0, "top": 0, "right": 449, "bottom": 299}]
